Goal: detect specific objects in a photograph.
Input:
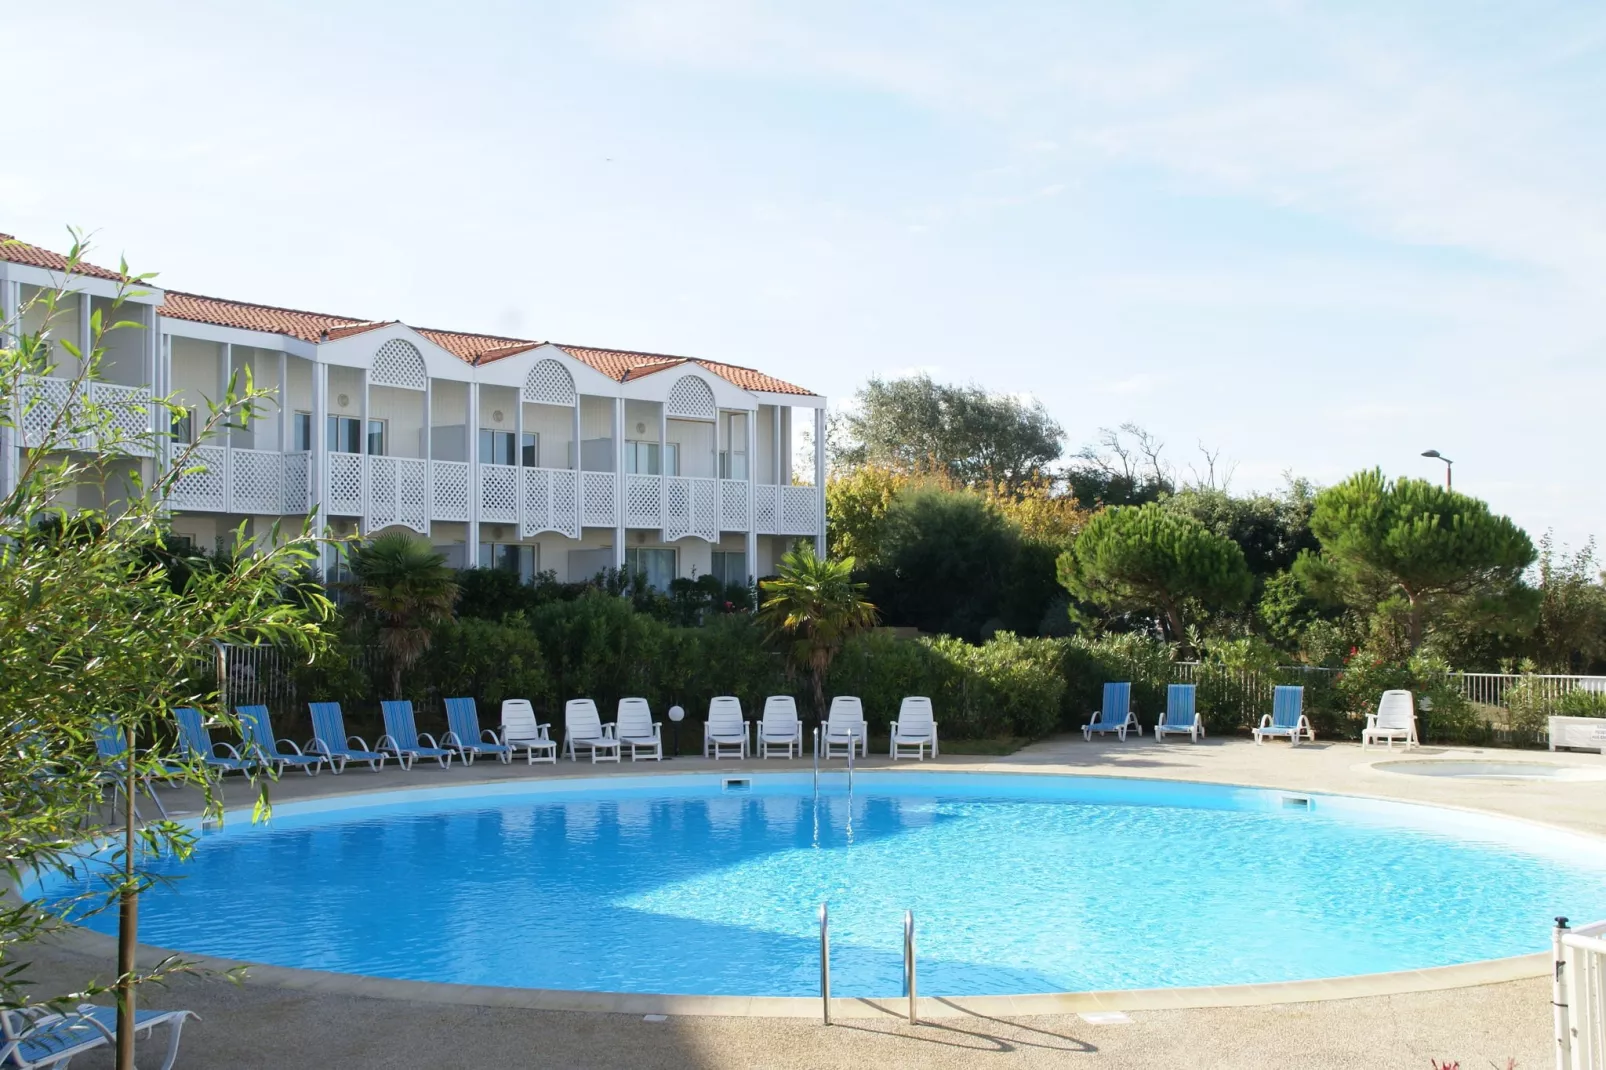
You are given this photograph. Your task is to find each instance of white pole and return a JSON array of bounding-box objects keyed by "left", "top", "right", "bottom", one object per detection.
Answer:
[
  {"left": 814, "top": 406, "right": 826, "bottom": 560},
  {"left": 467, "top": 379, "right": 480, "bottom": 566},
  {"left": 745, "top": 407, "right": 757, "bottom": 584},
  {"left": 614, "top": 396, "right": 626, "bottom": 574},
  {"left": 1555, "top": 917, "right": 1572, "bottom": 1070},
  {"left": 0, "top": 278, "right": 17, "bottom": 498}
]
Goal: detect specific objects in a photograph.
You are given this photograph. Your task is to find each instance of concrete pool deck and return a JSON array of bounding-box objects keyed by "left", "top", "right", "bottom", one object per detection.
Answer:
[{"left": 30, "top": 734, "right": 1606, "bottom": 1068}]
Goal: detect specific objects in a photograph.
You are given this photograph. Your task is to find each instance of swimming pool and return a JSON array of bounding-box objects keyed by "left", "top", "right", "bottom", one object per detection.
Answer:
[{"left": 37, "top": 772, "right": 1606, "bottom": 997}]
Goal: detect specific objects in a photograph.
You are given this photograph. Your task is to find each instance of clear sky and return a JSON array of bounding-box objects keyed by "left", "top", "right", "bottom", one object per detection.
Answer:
[{"left": 7, "top": 2, "right": 1604, "bottom": 550}]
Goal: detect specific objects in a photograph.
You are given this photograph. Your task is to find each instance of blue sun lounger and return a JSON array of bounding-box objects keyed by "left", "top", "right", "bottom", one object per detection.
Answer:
[
  {"left": 1154, "top": 684, "right": 1203, "bottom": 743},
  {"left": 1082, "top": 682, "right": 1138, "bottom": 740},
  {"left": 0, "top": 1004, "right": 196, "bottom": 1070},
  {"left": 173, "top": 707, "right": 255, "bottom": 774},
  {"left": 379, "top": 700, "right": 455, "bottom": 769},
  {"left": 238, "top": 705, "right": 324, "bottom": 775},
  {"left": 1253, "top": 685, "right": 1313, "bottom": 746},
  {"left": 93, "top": 720, "right": 185, "bottom": 818},
  {"left": 308, "top": 702, "right": 389, "bottom": 773},
  {"left": 442, "top": 697, "right": 512, "bottom": 764}
]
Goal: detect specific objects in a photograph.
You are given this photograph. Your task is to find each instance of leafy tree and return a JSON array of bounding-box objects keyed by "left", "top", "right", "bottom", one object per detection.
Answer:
[
  {"left": 1057, "top": 503, "right": 1253, "bottom": 652},
  {"left": 1296, "top": 470, "right": 1535, "bottom": 652},
  {"left": 343, "top": 531, "right": 458, "bottom": 695},
  {"left": 825, "top": 463, "right": 910, "bottom": 561},
  {"left": 835, "top": 374, "right": 1062, "bottom": 491},
  {"left": 0, "top": 232, "right": 329, "bottom": 1068},
  {"left": 1065, "top": 423, "right": 1174, "bottom": 507},
  {"left": 1164, "top": 480, "right": 1317, "bottom": 580},
  {"left": 1528, "top": 535, "right": 1606, "bottom": 673},
  {"left": 757, "top": 549, "right": 877, "bottom": 716}
]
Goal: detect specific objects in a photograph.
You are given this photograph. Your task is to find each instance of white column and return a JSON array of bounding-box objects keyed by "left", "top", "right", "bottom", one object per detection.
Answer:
[
  {"left": 658, "top": 400, "right": 669, "bottom": 538},
  {"left": 0, "top": 279, "right": 17, "bottom": 498},
  {"left": 571, "top": 397, "right": 581, "bottom": 471},
  {"left": 514, "top": 388, "right": 526, "bottom": 543},
  {"left": 311, "top": 360, "right": 328, "bottom": 570},
  {"left": 613, "top": 396, "right": 626, "bottom": 573},
  {"left": 814, "top": 406, "right": 826, "bottom": 561},
  {"left": 359, "top": 368, "right": 371, "bottom": 535},
  {"left": 781, "top": 407, "right": 792, "bottom": 483},
  {"left": 78, "top": 293, "right": 91, "bottom": 377},
  {"left": 218, "top": 343, "right": 232, "bottom": 444},
  {"left": 158, "top": 334, "right": 172, "bottom": 471},
  {"left": 745, "top": 407, "right": 757, "bottom": 584},
  {"left": 772, "top": 404, "right": 782, "bottom": 483},
  {"left": 467, "top": 381, "right": 480, "bottom": 566},
  {"left": 423, "top": 375, "right": 433, "bottom": 535}
]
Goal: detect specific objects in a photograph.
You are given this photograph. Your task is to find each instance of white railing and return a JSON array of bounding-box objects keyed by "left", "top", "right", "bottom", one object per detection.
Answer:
[
  {"left": 431, "top": 460, "right": 469, "bottom": 520},
  {"left": 720, "top": 479, "right": 750, "bottom": 531},
  {"left": 16, "top": 376, "right": 153, "bottom": 456},
  {"left": 228, "top": 447, "right": 284, "bottom": 514},
  {"left": 625, "top": 473, "right": 662, "bottom": 528},
  {"left": 581, "top": 471, "right": 616, "bottom": 528},
  {"left": 521, "top": 466, "right": 579, "bottom": 538},
  {"left": 664, "top": 475, "right": 718, "bottom": 542},
  {"left": 479, "top": 463, "right": 518, "bottom": 522},
  {"left": 326, "top": 452, "right": 365, "bottom": 516},
  {"left": 170, "top": 445, "right": 229, "bottom": 511},
  {"left": 753, "top": 484, "right": 820, "bottom": 536},
  {"left": 368, "top": 456, "right": 428, "bottom": 534},
  {"left": 1557, "top": 919, "right": 1606, "bottom": 1069},
  {"left": 283, "top": 452, "right": 311, "bottom": 514}
]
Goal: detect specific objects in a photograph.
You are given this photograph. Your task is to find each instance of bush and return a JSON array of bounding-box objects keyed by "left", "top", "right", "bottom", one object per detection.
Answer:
[
  {"left": 957, "top": 632, "right": 1066, "bottom": 739},
  {"left": 1062, "top": 633, "right": 1176, "bottom": 730},
  {"left": 413, "top": 615, "right": 552, "bottom": 712}
]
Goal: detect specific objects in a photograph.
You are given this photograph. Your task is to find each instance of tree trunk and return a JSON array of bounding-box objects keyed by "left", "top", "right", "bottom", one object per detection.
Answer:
[
  {"left": 116, "top": 725, "right": 137, "bottom": 1070},
  {"left": 1405, "top": 591, "right": 1424, "bottom": 652},
  {"left": 1160, "top": 598, "right": 1189, "bottom": 657}
]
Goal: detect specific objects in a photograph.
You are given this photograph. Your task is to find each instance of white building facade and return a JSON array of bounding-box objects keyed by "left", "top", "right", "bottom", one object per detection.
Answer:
[{"left": 0, "top": 234, "right": 826, "bottom": 585}]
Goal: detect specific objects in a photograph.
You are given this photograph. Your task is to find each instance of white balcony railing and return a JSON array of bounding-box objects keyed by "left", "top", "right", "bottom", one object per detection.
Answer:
[
  {"left": 664, "top": 476, "right": 718, "bottom": 542},
  {"left": 326, "top": 452, "right": 365, "bottom": 516},
  {"left": 431, "top": 460, "right": 470, "bottom": 521},
  {"left": 228, "top": 448, "right": 285, "bottom": 514},
  {"left": 369, "top": 456, "right": 429, "bottom": 534},
  {"left": 479, "top": 463, "right": 518, "bottom": 523},
  {"left": 625, "top": 473, "right": 661, "bottom": 528},
  {"left": 169, "top": 447, "right": 311, "bottom": 516},
  {"left": 519, "top": 467, "right": 578, "bottom": 538},
  {"left": 754, "top": 484, "right": 819, "bottom": 536},
  {"left": 169, "top": 445, "right": 230, "bottom": 511},
  {"left": 720, "top": 480, "right": 750, "bottom": 531},
  {"left": 284, "top": 452, "right": 311, "bottom": 514},
  {"left": 581, "top": 472, "right": 616, "bottom": 528},
  {"left": 18, "top": 376, "right": 153, "bottom": 456}
]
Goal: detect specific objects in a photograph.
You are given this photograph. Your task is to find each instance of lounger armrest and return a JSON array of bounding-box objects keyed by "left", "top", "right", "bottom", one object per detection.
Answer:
[
  {"left": 376, "top": 733, "right": 405, "bottom": 754},
  {"left": 210, "top": 741, "right": 245, "bottom": 760},
  {"left": 276, "top": 737, "right": 306, "bottom": 755},
  {"left": 66, "top": 1005, "right": 117, "bottom": 1042},
  {"left": 1256, "top": 714, "right": 1273, "bottom": 728},
  {"left": 348, "top": 735, "right": 372, "bottom": 751},
  {"left": 441, "top": 730, "right": 464, "bottom": 748},
  {"left": 601, "top": 722, "right": 616, "bottom": 739},
  {"left": 308, "top": 739, "right": 331, "bottom": 758},
  {"left": 480, "top": 729, "right": 502, "bottom": 745},
  {"left": 1363, "top": 713, "right": 1378, "bottom": 729},
  {"left": 652, "top": 723, "right": 662, "bottom": 741}
]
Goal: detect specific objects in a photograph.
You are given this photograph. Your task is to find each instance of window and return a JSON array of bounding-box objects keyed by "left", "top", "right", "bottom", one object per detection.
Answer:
[
  {"left": 719, "top": 412, "right": 749, "bottom": 480},
  {"left": 293, "top": 412, "right": 312, "bottom": 451},
  {"left": 327, "top": 415, "right": 362, "bottom": 454},
  {"left": 479, "top": 542, "right": 538, "bottom": 582},
  {"left": 520, "top": 432, "right": 539, "bottom": 467},
  {"left": 624, "top": 440, "right": 659, "bottom": 475},
  {"left": 170, "top": 407, "right": 194, "bottom": 445},
  {"left": 710, "top": 551, "right": 747, "bottom": 588},
  {"left": 366, "top": 419, "right": 386, "bottom": 457},
  {"left": 624, "top": 547, "right": 676, "bottom": 591},
  {"left": 479, "top": 429, "right": 516, "bottom": 466}
]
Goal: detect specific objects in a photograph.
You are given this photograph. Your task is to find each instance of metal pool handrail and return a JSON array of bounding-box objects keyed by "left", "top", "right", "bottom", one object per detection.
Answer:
[
  {"left": 904, "top": 909, "right": 917, "bottom": 1024},
  {"left": 819, "top": 902, "right": 831, "bottom": 1025}
]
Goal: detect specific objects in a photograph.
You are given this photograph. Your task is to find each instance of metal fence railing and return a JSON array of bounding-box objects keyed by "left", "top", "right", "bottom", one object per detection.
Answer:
[{"left": 1557, "top": 918, "right": 1606, "bottom": 1069}]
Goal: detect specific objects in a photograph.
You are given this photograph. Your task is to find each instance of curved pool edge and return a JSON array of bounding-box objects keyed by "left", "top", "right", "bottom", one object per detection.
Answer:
[{"left": 45, "top": 921, "right": 1547, "bottom": 1018}]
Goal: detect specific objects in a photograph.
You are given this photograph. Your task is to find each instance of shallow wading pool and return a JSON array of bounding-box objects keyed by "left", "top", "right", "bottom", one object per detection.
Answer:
[{"left": 35, "top": 772, "right": 1606, "bottom": 997}]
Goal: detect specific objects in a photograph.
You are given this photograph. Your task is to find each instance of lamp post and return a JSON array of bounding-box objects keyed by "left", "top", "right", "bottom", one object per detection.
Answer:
[
  {"left": 1421, "top": 450, "right": 1453, "bottom": 489},
  {"left": 667, "top": 705, "right": 685, "bottom": 759}
]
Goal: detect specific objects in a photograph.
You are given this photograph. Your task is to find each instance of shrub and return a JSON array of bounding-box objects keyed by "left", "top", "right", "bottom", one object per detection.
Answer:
[
  {"left": 413, "top": 615, "right": 552, "bottom": 712},
  {"left": 958, "top": 632, "right": 1066, "bottom": 739},
  {"left": 1063, "top": 633, "right": 1176, "bottom": 730}
]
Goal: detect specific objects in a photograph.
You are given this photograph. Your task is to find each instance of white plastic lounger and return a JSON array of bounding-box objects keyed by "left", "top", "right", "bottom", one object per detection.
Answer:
[
  {"left": 238, "top": 705, "right": 325, "bottom": 775},
  {"left": 378, "top": 700, "right": 456, "bottom": 769},
  {"left": 1253, "top": 686, "right": 1314, "bottom": 746},
  {"left": 615, "top": 698, "right": 663, "bottom": 761},
  {"left": 564, "top": 699, "right": 621, "bottom": 762},
  {"left": 307, "top": 702, "right": 388, "bottom": 773},
  {"left": 889, "top": 696, "right": 938, "bottom": 760},
  {"left": 704, "top": 696, "right": 750, "bottom": 759},
  {"left": 758, "top": 696, "right": 802, "bottom": 758},
  {"left": 1082, "top": 682, "right": 1137, "bottom": 741},
  {"left": 173, "top": 707, "right": 255, "bottom": 774},
  {"left": 823, "top": 696, "right": 867, "bottom": 759},
  {"left": 442, "top": 697, "right": 514, "bottom": 764},
  {"left": 1362, "top": 690, "right": 1418, "bottom": 750},
  {"left": 500, "top": 699, "right": 557, "bottom": 764},
  {"left": 0, "top": 1004, "right": 196, "bottom": 1070},
  {"left": 1154, "top": 684, "right": 1203, "bottom": 743}
]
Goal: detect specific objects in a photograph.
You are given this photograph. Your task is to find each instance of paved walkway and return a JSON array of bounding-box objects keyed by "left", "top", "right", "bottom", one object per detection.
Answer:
[{"left": 34, "top": 735, "right": 1606, "bottom": 1069}]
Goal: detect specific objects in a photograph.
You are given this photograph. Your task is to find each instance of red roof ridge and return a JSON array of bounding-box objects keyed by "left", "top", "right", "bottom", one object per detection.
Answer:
[
  {"left": 1, "top": 232, "right": 128, "bottom": 283},
  {"left": 161, "top": 288, "right": 375, "bottom": 326}
]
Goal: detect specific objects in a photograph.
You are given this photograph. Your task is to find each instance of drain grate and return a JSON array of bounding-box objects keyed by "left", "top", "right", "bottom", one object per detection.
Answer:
[
  {"left": 1281, "top": 796, "right": 1312, "bottom": 810},
  {"left": 722, "top": 777, "right": 752, "bottom": 793}
]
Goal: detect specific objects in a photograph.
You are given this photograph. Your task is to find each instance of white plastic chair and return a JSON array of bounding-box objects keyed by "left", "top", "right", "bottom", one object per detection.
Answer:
[
  {"left": 500, "top": 699, "right": 557, "bottom": 764},
  {"left": 564, "top": 698, "right": 621, "bottom": 762},
  {"left": 889, "top": 696, "right": 938, "bottom": 760},
  {"left": 823, "top": 696, "right": 867, "bottom": 759},
  {"left": 758, "top": 696, "right": 802, "bottom": 758},
  {"left": 616, "top": 697, "right": 663, "bottom": 761},
  {"left": 704, "top": 696, "right": 750, "bottom": 759},
  {"left": 1362, "top": 690, "right": 1418, "bottom": 750}
]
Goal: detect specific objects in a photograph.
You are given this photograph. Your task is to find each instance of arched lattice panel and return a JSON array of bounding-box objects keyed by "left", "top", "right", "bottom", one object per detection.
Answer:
[
  {"left": 370, "top": 339, "right": 427, "bottom": 391},
  {"left": 666, "top": 374, "right": 716, "bottom": 419},
  {"left": 523, "top": 359, "right": 576, "bottom": 406}
]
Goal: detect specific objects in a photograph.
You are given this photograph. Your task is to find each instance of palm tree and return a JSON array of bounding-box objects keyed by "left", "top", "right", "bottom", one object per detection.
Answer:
[
  {"left": 757, "top": 548, "right": 877, "bottom": 717},
  {"left": 343, "top": 532, "right": 459, "bottom": 696}
]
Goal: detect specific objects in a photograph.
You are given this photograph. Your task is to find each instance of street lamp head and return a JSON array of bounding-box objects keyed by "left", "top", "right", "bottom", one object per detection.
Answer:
[{"left": 1421, "top": 450, "right": 1442, "bottom": 459}]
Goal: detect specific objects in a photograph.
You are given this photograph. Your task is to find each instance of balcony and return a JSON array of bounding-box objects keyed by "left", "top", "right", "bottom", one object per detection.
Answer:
[
  {"left": 170, "top": 448, "right": 312, "bottom": 515},
  {"left": 19, "top": 376, "right": 154, "bottom": 457}
]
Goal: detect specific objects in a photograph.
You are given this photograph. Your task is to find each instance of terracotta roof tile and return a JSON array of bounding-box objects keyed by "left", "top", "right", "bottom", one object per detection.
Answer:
[
  {"left": 556, "top": 344, "right": 815, "bottom": 396},
  {"left": 412, "top": 327, "right": 544, "bottom": 363},
  {"left": 159, "top": 291, "right": 380, "bottom": 343},
  {"left": 0, "top": 232, "right": 128, "bottom": 282}
]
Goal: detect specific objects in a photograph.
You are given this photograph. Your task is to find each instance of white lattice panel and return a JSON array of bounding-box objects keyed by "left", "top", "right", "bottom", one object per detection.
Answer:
[
  {"left": 394, "top": 458, "right": 428, "bottom": 532},
  {"left": 370, "top": 339, "right": 427, "bottom": 391},
  {"left": 366, "top": 457, "right": 428, "bottom": 533},
  {"left": 581, "top": 472, "right": 616, "bottom": 528},
  {"left": 170, "top": 445, "right": 228, "bottom": 511},
  {"left": 753, "top": 485, "right": 779, "bottom": 533},
  {"left": 523, "top": 359, "right": 576, "bottom": 406},
  {"left": 327, "top": 453, "right": 365, "bottom": 516},
  {"left": 283, "top": 453, "right": 311, "bottom": 513},
  {"left": 551, "top": 470, "right": 578, "bottom": 536},
  {"left": 90, "top": 382, "right": 153, "bottom": 456},
  {"left": 783, "top": 485, "right": 818, "bottom": 535},
  {"left": 479, "top": 464, "right": 518, "bottom": 522},
  {"left": 19, "top": 376, "right": 73, "bottom": 448},
  {"left": 625, "top": 474, "right": 661, "bottom": 528},
  {"left": 691, "top": 477, "right": 718, "bottom": 542},
  {"left": 229, "top": 448, "right": 284, "bottom": 514},
  {"left": 368, "top": 456, "right": 398, "bottom": 529},
  {"left": 519, "top": 467, "right": 580, "bottom": 538},
  {"left": 719, "top": 480, "right": 750, "bottom": 531},
  {"left": 431, "top": 461, "right": 469, "bottom": 520},
  {"left": 663, "top": 476, "right": 692, "bottom": 541},
  {"left": 666, "top": 374, "right": 716, "bottom": 419}
]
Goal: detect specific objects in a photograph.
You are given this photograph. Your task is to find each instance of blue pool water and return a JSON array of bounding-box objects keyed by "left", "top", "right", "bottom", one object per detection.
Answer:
[{"left": 38, "top": 773, "right": 1606, "bottom": 996}]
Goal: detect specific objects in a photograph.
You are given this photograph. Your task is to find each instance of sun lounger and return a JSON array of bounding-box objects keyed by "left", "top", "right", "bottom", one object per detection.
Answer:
[
  {"left": 703, "top": 696, "right": 750, "bottom": 759},
  {"left": 307, "top": 702, "right": 388, "bottom": 773},
  {"left": 378, "top": 700, "right": 455, "bottom": 769},
  {"left": 758, "top": 696, "right": 802, "bottom": 758},
  {"left": 238, "top": 705, "right": 324, "bottom": 775},
  {"left": 1154, "top": 684, "right": 1203, "bottom": 743},
  {"left": 499, "top": 699, "right": 557, "bottom": 764},
  {"left": 615, "top": 698, "right": 663, "bottom": 760},
  {"left": 1362, "top": 689, "right": 1418, "bottom": 749},
  {"left": 889, "top": 696, "right": 938, "bottom": 760},
  {"left": 443, "top": 697, "right": 514, "bottom": 764},
  {"left": 1253, "top": 685, "right": 1314, "bottom": 746},
  {"left": 564, "top": 699, "right": 621, "bottom": 762},
  {"left": 1082, "top": 682, "right": 1138, "bottom": 741}
]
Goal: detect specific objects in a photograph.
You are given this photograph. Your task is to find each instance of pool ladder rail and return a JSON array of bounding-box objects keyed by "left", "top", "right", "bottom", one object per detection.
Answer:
[
  {"left": 810, "top": 725, "right": 855, "bottom": 800},
  {"left": 818, "top": 904, "right": 916, "bottom": 1026}
]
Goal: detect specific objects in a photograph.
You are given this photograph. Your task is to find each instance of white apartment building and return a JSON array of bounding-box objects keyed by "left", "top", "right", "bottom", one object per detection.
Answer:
[{"left": 0, "top": 233, "right": 826, "bottom": 586}]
